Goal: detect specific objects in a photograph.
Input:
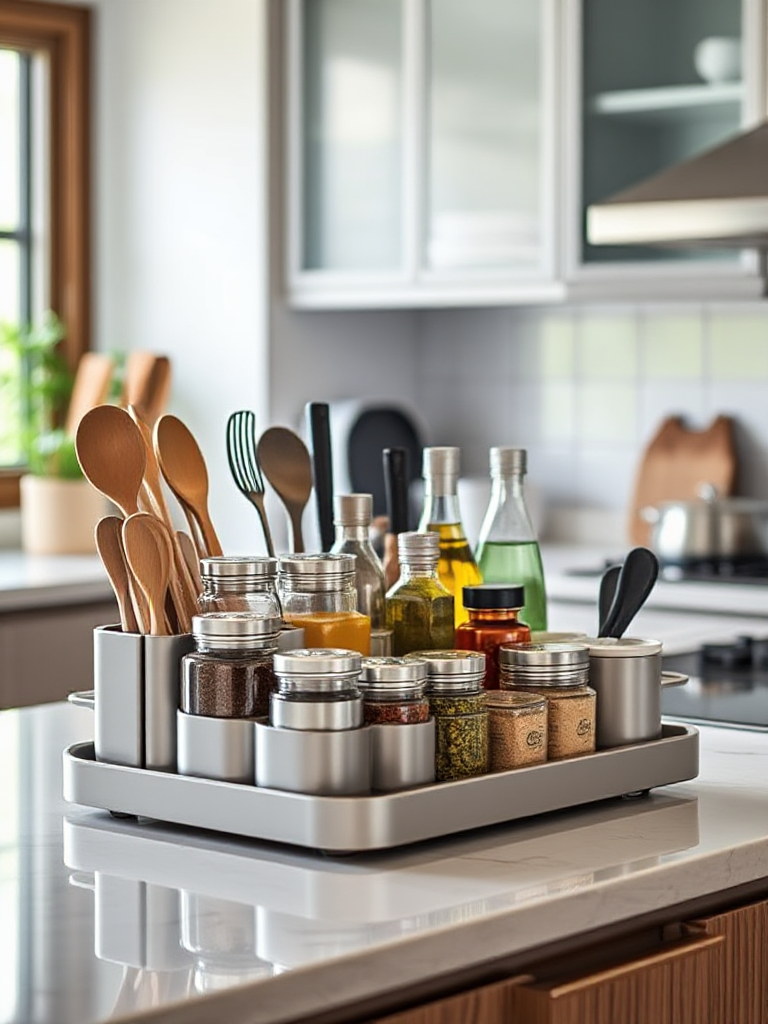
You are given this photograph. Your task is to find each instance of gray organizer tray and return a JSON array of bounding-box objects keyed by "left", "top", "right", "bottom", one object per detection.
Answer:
[{"left": 63, "top": 724, "right": 699, "bottom": 854}]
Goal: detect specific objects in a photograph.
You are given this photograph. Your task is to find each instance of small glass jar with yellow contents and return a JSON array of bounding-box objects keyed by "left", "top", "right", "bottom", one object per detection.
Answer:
[{"left": 278, "top": 553, "right": 371, "bottom": 655}]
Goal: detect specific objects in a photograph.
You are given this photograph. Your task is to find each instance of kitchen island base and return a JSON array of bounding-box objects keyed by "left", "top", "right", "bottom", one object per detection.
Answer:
[{"left": 62, "top": 724, "right": 698, "bottom": 853}]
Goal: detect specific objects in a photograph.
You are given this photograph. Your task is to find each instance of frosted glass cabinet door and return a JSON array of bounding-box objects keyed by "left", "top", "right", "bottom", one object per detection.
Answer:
[
  {"left": 301, "top": 0, "right": 402, "bottom": 272},
  {"left": 427, "top": 0, "right": 545, "bottom": 273}
]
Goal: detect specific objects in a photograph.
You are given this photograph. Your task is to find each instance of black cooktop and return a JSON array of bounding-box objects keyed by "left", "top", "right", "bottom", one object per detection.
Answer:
[{"left": 662, "top": 636, "right": 768, "bottom": 730}]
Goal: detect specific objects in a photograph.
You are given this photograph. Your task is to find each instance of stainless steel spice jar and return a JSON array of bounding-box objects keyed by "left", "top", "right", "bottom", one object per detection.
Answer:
[
  {"left": 358, "top": 657, "right": 430, "bottom": 725},
  {"left": 181, "top": 614, "right": 281, "bottom": 718},
  {"left": 499, "top": 642, "right": 595, "bottom": 760},
  {"left": 198, "top": 557, "right": 281, "bottom": 617},
  {"left": 485, "top": 690, "right": 547, "bottom": 771},
  {"left": 407, "top": 650, "right": 488, "bottom": 781},
  {"left": 270, "top": 648, "right": 364, "bottom": 731}
]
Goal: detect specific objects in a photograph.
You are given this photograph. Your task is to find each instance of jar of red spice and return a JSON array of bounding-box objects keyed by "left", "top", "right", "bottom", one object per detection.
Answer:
[
  {"left": 358, "top": 657, "right": 430, "bottom": 725},
  {"left": 454, "top": 584, "right": 531, "bottom": 688}
]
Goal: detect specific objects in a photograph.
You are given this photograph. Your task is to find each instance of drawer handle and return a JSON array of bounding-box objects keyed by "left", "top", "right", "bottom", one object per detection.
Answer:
[{"left": 68, "top": 689, "right": 95, "bottom": 710}]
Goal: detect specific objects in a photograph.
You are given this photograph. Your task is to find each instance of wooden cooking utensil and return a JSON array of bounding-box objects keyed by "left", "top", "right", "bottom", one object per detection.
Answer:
[
  {"left": 75, "top": 405, "right": 147, "bottom": 517},
  {"left": 94, "top": 516, "right": 142, "bottom": 633},
  {"left": 177, "top": 530, "right": 203, "bottom": 595},
  {"left": 122, "top": 352, "right": 172, "bottom": 426},
  {"left": 154, "top": 414, "right": 223, "bottom": 558},
  {"left": 628, "top": 415, "right": 736, "bottom": 547},
  {"left": 256, "top": 426, "right": 314, "bottom": 554},
  {"left": 65, "top": 352, "right": 115, "bottom": 434},
  {"left": 142, "top": 515, "right": 192, "bottom": 633},
  {"left": 122, "top": 513, "right": 173, "bottom": 635}
]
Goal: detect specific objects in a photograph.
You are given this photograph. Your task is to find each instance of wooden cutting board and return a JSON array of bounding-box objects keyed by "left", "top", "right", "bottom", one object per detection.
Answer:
[{"left": 628, "top": 415, "right": 736, "bottom": 546}]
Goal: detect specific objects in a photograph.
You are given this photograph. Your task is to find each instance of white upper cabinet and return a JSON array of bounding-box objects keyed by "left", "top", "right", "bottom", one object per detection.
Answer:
[
  {"left": 284, "top": 0, "right": 768, "bottom": 309},
  {"left": 564, "top": 0, "right": 767, "bottom": 298},
  {"left": 286, "top": 0, "right": 562, "bottom": 308}
]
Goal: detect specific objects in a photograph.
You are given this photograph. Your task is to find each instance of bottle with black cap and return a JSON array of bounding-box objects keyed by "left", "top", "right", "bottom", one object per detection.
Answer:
[{"left": 455, "top": 584, "right": 531, "bottom": 689}]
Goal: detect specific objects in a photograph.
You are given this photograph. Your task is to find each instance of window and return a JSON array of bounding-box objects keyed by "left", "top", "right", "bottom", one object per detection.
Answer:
[{"left": 0, "top": 1, "right": 90, "bottom": 507}]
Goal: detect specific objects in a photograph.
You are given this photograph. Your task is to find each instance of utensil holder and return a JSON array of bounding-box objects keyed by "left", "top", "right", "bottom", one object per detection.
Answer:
[
  {"left": 254, "top": 721, "right": 372, "bottom": 795},
  {"left": 93, "top": 624, "right": 194, "bottom": 771},
  {"left": 177, "top": 710, "right": 257, "bottom": 784},
  {"left": 370, "top": 719, "right": 435, "bottom": 791}
]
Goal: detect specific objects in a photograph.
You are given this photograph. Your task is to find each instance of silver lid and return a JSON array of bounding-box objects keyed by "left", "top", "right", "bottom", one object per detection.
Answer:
[
  {"left": 200, "top": 556, "right": 277, "bottom": 579},
  {"left": 490, "top": 447, "right": 526, "bottom": 476},
  {"left": 273, "top": 648, "right": 362, "bottom": 676},
  {"left": 499, "top": 642, "right": 589, "bottom": 669},
  {"left": 333, "top": 493, "right": 373, "bottom": 527},
  {"left": 360, "top": 656, "right": 428, "bottom": 684},
  {"left": 422, "top": 446, "right": 460, "bottom": 493},
  {"left": 398, "top": 531, "right": 439, "bottom": 565},
  {"left": 406, "top": 649, "right": 485, "bottom": 693},
  {"left": 278, "top": 553, "right": 356, "bottom": 575},
  {"left": 191, "top": 613, "right": 282, "bottom": 648}
]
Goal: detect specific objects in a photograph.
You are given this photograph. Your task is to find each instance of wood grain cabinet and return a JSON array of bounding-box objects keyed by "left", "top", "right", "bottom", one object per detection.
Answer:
[{"left": 692, "top": 899, "right": 768, "bottom": 1024}]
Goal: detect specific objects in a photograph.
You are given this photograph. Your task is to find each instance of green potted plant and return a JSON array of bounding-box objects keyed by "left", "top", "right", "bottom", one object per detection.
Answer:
[{"left": 0, "top": 312, "right": 107, "bottom": 554}]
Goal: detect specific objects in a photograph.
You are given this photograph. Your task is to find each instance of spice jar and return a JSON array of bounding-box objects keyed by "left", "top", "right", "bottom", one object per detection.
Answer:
[
  {"left": 407, "top": 650, "right": 488, "bottom": 781},
  {"left": 181, "top": 614, "right": 281, "bottom": 718},
  {"left": 358, "top": 657, "right": 430, "bottom": 725},
  {"left": 499, "top": 642, "right": 595, "bottom": 760},
  {"left": 198, "top": 557, "right": 281, "bottom": 617},
  {"left": 278, "top": 553, "right": 371, "bottom": 655},
  {"left": 455, "top": 584, "right": 532, "bottom": 689},
  {"left": 270, "top": 648, "right": 364, "bottom": 731},
  {"left": 386, "top": 531, "right": 454, "bottom": 656},
  {"left": 485, "top": 690, "right": 547, "bottom": 771}
]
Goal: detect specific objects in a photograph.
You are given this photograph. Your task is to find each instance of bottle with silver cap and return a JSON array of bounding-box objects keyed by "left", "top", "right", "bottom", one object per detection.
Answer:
[
  {"left": 475, "top": 447, "right": 548, "bottom": 632},
  {"left": 278, "top": 553, "right": 371, "bottom": 655},
  {"left": 417, "top": 446, "right": 482, "bottom": 628},
  {"left": 197, "top": 556, "right": 282, "bottom": 618},
  {"left": 181, "top": 613, "right": 281, "bottom": 718},
  {"left": 330, "top": 494, "right": 387, "bottom": 630},
  {"left": 385, "top": 531, "right": 454, "bottom": 656}
]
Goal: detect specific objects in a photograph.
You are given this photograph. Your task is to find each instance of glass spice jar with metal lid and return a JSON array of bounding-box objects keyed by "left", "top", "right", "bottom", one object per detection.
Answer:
[
  {"left": 406, "top": 649, "right": 488, "bottom": 781},
  {"left": 455, "top": 584, "right": 532, "bottom": 689},
  {"left": 181, "top": 613, "right": 281, "bottom": 719},
  {"left": 485, "top": 690, "right": 547, "bottom": 771},
  {"left": 499, "top": 642, "right": 595, "bottom": 760},
  {"left": 358, "top": 657, "right": 430, "bottom": 725},
  {"left": 386, "top": 531, "right": 454, "bottom": 656},
  {"left": 197, "top": 556, "right": 282, "bottom": 618},
  {"left": 278, "top": 553, "right": 371, "bottom": 655},
  {"left": 270, "top": 648, "right": 364, "bottom": 731}
]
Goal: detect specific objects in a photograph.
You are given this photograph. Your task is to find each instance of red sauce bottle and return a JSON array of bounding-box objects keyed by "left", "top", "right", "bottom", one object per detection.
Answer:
[{"left": 455, "top": 584, "right": 531, "bottom": 689}]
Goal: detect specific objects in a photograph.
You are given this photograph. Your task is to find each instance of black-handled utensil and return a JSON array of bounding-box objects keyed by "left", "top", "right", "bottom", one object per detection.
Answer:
[
  {"left": 598, "top": 547, "right": 659, "bottom": 639},
  {"left": 597, "top": 563, "right": 622, "bottom": 636},
  {"left": 307, "top": 402, "right": 335, "bottom": 551},
  {"left": 383, "top": 447, "right": 409, "bottom": 534}
]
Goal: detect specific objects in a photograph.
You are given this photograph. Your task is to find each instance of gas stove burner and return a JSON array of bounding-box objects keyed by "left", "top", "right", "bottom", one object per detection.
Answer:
[{"left": 702, "top": 635, "right": 768, "bottom": 670}]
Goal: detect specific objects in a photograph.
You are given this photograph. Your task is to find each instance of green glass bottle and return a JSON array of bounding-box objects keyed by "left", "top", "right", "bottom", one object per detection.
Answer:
[
  {"left": 386, "top": 531, "right": 454, "bottom": 656},
  {"left": 475, "top": 448, "right": 548, "bottom": 632}
]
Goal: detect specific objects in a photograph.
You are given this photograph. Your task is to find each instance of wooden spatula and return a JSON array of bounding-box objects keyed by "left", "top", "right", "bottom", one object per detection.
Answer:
[{"left": 122, "top": 513, "right": 173, "bottom": 635}]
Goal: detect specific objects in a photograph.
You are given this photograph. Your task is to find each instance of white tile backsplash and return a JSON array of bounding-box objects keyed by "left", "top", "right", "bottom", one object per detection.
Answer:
[{"left": 414, "top": 301, "right": 768, "bottom": 544}]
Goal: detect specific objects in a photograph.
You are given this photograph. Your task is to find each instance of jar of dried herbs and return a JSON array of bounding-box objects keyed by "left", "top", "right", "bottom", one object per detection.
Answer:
[
  {"left": 181, "top": 613, "right": 281, "bottom": 718},
  {"left": 406, "top": 650, "right": 488, "bottom": 781},
  {"left": 499, "top": 642, "right": 595, "bottom": 760},
  {"left": 358, "top": 656, "right": 430, "bottom": 725},
  {"left": 485, "top": 690, "right": 547, "bottom": 771}
]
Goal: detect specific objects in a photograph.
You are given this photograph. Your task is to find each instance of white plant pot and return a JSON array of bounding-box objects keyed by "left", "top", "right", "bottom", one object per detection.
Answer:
[{"left": 20, "top": 475, "right": 107, "bottom": 555}]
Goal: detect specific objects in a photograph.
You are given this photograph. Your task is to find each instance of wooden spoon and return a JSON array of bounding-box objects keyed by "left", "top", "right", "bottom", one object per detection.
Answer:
[
  {"left": 256, "top": 427, "right": 313, "bottom": 554},
  {"left": 177, "top": 530, "right": 203, "bottom": 595},
  {"left": 153, "top": 414, "right": 223, "bottom": 558},
  {"left": 75, "top": 405, "right": 147, "bottom": 517},
  {"left": 94, "top": 516, "right": 142, "bottom": 633},
  {"left": 122, "top": 513, "right": 173, "bottom": 635}
]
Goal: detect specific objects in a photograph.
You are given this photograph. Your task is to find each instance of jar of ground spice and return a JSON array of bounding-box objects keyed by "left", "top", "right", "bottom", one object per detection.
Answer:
[
  {"left": 406, "top": 650, "right": 488, "bottom": 781},
  {"left": 358, "top": 657, "right": 430, "bottom": 725},
  {"left": 181, "top": 614, "right": 281, "bottom": 718},
  {"left": 270, "top": 648, "right": 364, "bottom": 731},
  {"left": 198, "top": 557, "right": 282, "bottom": 618},
  {"left": 485, "top": 690, "right": 547, "bottom": 771},
  {"left": 499, "top": 642, "right": 595, "bottom": 760}
]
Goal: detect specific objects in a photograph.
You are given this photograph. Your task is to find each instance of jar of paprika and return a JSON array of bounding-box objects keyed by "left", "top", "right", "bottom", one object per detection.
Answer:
[{"left": 454, "top": 584, "right": 531, "bottom": 688}]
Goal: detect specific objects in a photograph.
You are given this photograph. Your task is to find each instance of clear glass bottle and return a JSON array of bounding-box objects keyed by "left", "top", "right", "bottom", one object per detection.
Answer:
[
  {"left": 385, "top": 531, "right": 454, "bottom": 656},
  {"left": 417, "top": 446, "right": 482, "bottom": 627},
  {"left": 278, "top": 553, "right": 371, "bottom": 655},
  {"left": 197, "top": 556, "right": 281, "bottom": 618},
  {"left": 475, "top": 447, "right": 548, "bottom": 632},
  {"left": 454, "top": 584, "right": 531, "bottom": 689},
  {"left": 330, "top": 493, "right": 387, "bottom": 630}
]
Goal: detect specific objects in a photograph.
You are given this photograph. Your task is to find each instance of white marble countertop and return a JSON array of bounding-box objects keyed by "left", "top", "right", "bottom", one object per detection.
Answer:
[
  {"left": 5, "top": 701, "right": 768, "bottom": 1024},
  {"left": 0, "top": 550, "right": 113, "bottom": 610}
]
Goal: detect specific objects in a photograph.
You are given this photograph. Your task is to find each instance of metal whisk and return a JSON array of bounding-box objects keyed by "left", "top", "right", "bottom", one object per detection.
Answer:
[{"left": 226, "top": 410, "right": 275, "bottom": 557}]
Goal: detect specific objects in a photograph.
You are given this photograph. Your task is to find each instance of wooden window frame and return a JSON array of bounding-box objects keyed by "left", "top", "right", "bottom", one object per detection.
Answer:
[{"left": 0, "top": 0, "right": 91, "bottom": 508}]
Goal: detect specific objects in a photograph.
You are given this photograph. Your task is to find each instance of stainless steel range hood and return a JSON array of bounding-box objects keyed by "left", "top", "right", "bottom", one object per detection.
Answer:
[{"left": 587, "top": 121, "right": 768, "bottom": 248}]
